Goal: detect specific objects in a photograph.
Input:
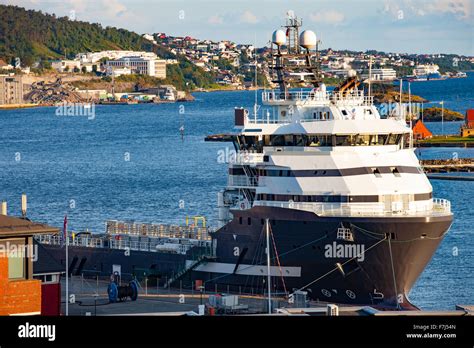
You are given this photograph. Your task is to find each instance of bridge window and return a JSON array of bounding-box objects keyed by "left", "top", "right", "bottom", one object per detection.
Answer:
[
  {"left": 236, "top": 135, "right": 263, "bottom": 153},
  {"left": 372, "top": 168, "right": 382, "bottom": 178},
  {"left": 387, "top": 133, "right": 402, "bottom": 145},
  {"left": 392, "top": 167, "right": 401, "bottom": 177},
  {"left": 335, "top": 135, "right": 349, "bottom": 146},
  {"left": 264, "top": 133, "right": 406, "bottom": 147}
]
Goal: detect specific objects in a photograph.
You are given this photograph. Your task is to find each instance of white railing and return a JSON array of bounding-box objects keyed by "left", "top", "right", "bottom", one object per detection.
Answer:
[
  {"left": 228, "top": 175, "right": 258, "bottom": 187},
  {"left": 433, "top": 198, "right": 451, "bottom": 214},
  {"left": 255, "top": 198, "right": 451, "bottom": 217},
  {"left": 105, "top": 220, "right": 213, "bottom": 240},
  {"left": 35, "top": 233, "right": 212, "bottom": 254},
  {"left": 35, "top": 234, "right": 105, "bottom": 248},
  {"left": 261, "top": 90, "right": 373, "bottom": 106}
]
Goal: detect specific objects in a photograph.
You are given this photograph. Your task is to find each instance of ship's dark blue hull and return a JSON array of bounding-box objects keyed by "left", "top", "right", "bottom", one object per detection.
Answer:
[
  {"left": 191, "top": 206, "right": 452, "bottom": 310},
  {"left": 37, "top": 242, "right": 191, "bottom": 284},
  {"left": 37, "top": 205, "right": 452, "bottom": 310}
]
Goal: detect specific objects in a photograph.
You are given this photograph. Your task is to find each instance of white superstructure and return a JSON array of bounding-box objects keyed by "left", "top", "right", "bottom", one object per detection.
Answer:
[{"left": 214, "top": 19, "right": 450, "bottom": 228}]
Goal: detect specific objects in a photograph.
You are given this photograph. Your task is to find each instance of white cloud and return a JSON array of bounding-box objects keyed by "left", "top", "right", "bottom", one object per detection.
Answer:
[
  {"left": 3, "top": 0, "right": 134, "bottom": 23},
  {"left": 309, "top": 10, "right": 345, "bottom": 25},
  {"left": 382, "top": 0, "right": 471, "bottom": 20},
  {"left": 240, "top": 10, "right": 258, "bottom": 24},
  {"left": 100, "top": 0, "right": 128, "bottom": 18},
  {"left": 208, "top": 14, "right": 224, "bottom": 25},
  {"left": 426, "top": 0, "right": 471, "bottom": 20}
]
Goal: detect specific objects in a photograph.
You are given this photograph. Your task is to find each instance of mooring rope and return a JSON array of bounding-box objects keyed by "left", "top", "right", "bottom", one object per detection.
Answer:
[
  {"left": 288, "top": 235, "right": 387, "bottom": 296},
  {"left": 388, "top": 236, "right": 401, "bottom": 310},
  {"left": 269, "top": 223, "right": 288, "bottom": 296}
]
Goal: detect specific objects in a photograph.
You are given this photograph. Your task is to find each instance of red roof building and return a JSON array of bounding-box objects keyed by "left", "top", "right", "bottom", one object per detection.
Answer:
[
  {"left": 0, "top": 214, "right": 59, "bottom": 315},
  {"left": 412, "top": 119, "right": 433, "bottom": 140}
]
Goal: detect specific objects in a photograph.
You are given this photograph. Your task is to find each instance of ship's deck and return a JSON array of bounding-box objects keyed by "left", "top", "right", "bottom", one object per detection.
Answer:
[{"left": 255, "top": 198, "right": 452, "bottom": 218}]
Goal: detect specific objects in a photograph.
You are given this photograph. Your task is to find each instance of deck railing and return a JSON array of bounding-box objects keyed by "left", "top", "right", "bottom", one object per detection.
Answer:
[
  {"left": 105, "top": 220, "right": 213, "bottom": 240},
  {"left": 34, "top": 233, "right": 212, "bottom": 255},
  {"left": 261, "top": 90, "right": 373, "bottom": 106},
  {"left": 255, "top": 198, "right": 451, "bottom": 217},
  {"left": 228, "top": 175, "right": 259, "bottom": 187}
]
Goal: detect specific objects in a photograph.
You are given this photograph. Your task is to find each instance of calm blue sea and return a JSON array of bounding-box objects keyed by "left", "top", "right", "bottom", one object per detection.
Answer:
[{"left": 0, "top": 73, "right": 472, "bottom": 309}]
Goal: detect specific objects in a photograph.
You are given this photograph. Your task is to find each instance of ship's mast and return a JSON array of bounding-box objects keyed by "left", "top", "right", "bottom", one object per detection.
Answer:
[
  {"left": 284, "top": 15, "right": 301, "bottom": 55},
  {"left": 270, "top": 15, "right": 321, "bottom": 95},
  {"left": 265, "top": 218, "right": 271, "bottom": 314}
]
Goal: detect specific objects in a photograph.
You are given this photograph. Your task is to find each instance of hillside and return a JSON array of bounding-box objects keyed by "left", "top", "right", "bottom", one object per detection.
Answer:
[
  {"left": 0, "top": 5, "right": 176, "bottom": 64},
  {"left": 0, "top": 5, "right": 215, "bottom": 90}
]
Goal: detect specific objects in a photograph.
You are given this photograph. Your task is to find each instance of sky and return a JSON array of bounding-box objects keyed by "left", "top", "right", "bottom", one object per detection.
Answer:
[{"left": 2, "top": 0, "right": 473, "bottom": 55}]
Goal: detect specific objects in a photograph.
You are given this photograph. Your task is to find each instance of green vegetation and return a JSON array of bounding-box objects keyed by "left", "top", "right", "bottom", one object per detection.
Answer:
[
  {"left": 0, "top": 5, "right": 148, "bottom": 65},
  {"left": 388, "top": 65, "right": 413, "bottom": 78},
  {"left": 0, "top": 5, "right": 218, "bottom": 91},
  {"left": 417, "top": 55, "right": 474, "bottom": 74},
  {"left": 420, "top": 136, "right": 474, "bottom": 143},
  {"left": 422, "top": 107, "right": 464, "bottom": 121},
  {"left": 322, "top": 76, "right": 344, "bottom": 86},
  {"left": 163, "top": 59, "right": 217, "bottom": 91},
  {"left": 370, "top": 83, "right": 427, "bottom": 103}
]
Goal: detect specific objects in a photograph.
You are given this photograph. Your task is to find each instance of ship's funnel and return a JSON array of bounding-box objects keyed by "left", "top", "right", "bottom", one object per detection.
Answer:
[
  {"left": 272, "top": 29, "right": 286, "bottom": 46},
  {"left": 299, "top": 30, "right": 317, "bottom": 49}
]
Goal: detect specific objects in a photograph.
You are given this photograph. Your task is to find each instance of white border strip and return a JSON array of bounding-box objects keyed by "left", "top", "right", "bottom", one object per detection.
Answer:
[{"left": 194, "top": 262, "right": 301, "bottom": 277}]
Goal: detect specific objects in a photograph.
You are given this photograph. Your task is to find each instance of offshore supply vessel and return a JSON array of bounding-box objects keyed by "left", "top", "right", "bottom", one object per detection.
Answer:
[
  {"left": 37, "top": 15, "right": 453, "bottom": 310},
  {"left": 192, "top": 15, "right": 453, "bottom": 310}
]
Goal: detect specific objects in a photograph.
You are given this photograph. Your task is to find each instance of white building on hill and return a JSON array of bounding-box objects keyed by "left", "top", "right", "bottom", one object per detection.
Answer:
[{"left": 106, "top": 56, "right": 166, "bottom": 78}]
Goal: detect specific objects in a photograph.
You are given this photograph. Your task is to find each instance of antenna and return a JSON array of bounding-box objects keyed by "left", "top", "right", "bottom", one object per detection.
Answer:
[
  {"left": 399, "top": 78, "right": 403, "bottom": 120},
  {"left": 368, "top": 56, "right": 372, "bottom": 99},
  {"left": 408, "top": 82, "right": 412, "bottom": 122},
  {"left": 254, "top": 32, "right": 258, "bottom": 121}
]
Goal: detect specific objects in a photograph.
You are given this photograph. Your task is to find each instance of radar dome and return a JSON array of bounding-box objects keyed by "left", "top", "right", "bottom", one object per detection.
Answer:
[
  {"left": 272, "top": 30, "right": 286, "bottom": 46},
  {"left": 299, "top": 30, "right": 317, "bottom": 49}
]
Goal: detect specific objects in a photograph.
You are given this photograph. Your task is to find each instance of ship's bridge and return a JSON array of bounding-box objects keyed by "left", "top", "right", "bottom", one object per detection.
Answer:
[{"left": 237, "top": 89, "right": 380, "bottom": 128}]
